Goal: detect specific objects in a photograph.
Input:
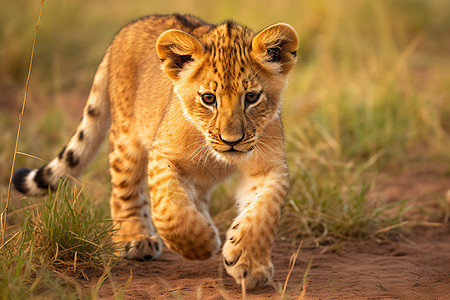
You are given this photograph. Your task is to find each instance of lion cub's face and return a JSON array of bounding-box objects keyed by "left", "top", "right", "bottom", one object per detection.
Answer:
[{"left": 157, "top": 22, "right": 298, "bottom": 161}]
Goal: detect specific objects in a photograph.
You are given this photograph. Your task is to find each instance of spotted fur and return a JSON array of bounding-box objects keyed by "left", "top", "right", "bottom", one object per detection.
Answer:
[{"left": 13, "top": 14, "right": 298, "bottom": 289}]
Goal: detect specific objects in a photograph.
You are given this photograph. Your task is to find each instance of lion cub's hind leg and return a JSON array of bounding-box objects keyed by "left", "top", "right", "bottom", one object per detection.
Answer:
[{"left": 108, "top": 129, "right": 162, "bottom": 260}]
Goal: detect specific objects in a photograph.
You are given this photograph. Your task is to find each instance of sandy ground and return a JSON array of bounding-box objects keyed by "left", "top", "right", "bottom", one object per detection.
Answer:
[
  {"left": 90, "top": 226, "right": 449, "bottom": 300},
  {"left": 88, "top": 164, "right": 450, "bottom": 300}
]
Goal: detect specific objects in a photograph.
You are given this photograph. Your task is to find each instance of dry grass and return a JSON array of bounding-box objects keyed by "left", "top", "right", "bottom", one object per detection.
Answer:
[{"left": 1, "top": 181, "right": 116, "bottom": 298}]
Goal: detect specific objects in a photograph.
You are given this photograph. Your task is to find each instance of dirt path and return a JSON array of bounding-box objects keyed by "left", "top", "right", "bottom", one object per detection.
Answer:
[
  {"left": 92, "top": 225, "right": 450, "bottom": 299},
  {"left": 90, "top": 165, "right": 450, "bottom": 299}
]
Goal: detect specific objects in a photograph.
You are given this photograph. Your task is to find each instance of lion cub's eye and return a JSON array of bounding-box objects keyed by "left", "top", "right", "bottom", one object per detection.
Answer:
[
  {"left": 245, "top": 92, "right": 261, "bottom": 105},
  {"left": 201, "top": 93, "right": 216, "bottom": 105}
]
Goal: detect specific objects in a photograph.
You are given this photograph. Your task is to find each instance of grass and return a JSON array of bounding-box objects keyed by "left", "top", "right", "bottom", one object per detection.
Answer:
[
  {"left": 19, "top": 181, "right": 115, "bottom": 274},
  {"left": 1, "top": 0, "right": 450, "bottom": 298},
  {"left": 1, "top": 181, "right": 116, "bottom": 298},
  {"left": 281, "top": 153, "right": 408, "bottom": 244}
]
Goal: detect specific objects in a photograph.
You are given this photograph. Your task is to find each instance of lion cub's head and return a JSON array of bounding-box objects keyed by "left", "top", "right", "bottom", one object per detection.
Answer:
[{"left": 157, "top": 21, "right": 298, "bottom": 162}]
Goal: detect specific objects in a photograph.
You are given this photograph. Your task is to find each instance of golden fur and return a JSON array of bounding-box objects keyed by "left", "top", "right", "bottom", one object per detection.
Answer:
[{"left": 13, "top": 14, "right": 298, "bottom": 289}]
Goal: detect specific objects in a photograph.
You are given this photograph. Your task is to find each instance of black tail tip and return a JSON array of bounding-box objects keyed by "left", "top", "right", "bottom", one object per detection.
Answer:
[{"left": 12, "top": 167, "right": 32, "bottom": 194}]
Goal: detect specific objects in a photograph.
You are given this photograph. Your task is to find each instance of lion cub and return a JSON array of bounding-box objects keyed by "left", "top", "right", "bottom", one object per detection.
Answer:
[{"left": 13, "top": 14, "right": 298, "bottom": 289}]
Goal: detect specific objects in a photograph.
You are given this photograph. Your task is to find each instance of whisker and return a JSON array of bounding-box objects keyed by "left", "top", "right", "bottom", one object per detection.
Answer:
[
  {"left": 190, "top": 141, "right": 210, "bottom": 163},
  {"left": 249, "top": 66, "right": 264, "bottom": 81},
  {"left": 258, "top": 134, "right": 285, "bottom": 139},
  {"left": 257, "top": 140, "right": 278, "bottom": 154}
]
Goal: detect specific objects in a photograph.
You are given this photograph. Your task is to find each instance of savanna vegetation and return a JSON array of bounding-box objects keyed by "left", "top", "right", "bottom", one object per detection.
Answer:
[{"left": 1, "top": 0, "right": 449, "bottom": 298}]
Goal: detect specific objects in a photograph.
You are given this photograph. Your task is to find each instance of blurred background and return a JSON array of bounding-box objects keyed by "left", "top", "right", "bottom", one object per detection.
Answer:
[{"left": 1, "top": 0, "right": 449, "bottom": 236}]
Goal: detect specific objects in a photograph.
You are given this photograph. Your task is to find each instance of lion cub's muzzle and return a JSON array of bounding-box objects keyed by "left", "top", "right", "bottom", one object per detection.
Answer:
[
  {"left": 219, "top": 133, "right": 244, "bottom": 147},
  {"left": 210, "top": 132, "right": 256, "bottom": 157}
]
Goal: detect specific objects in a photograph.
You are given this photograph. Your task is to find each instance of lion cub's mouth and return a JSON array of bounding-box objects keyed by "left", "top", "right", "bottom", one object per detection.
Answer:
[
  {"left": 206, "top": 135, "right": 256, "bottom": 159},
  {"left": 215, "top": 145, "right": 255, "bottom": 157},
  {"left": 224, "top": 148, "right": 240, "bottom": 153}
]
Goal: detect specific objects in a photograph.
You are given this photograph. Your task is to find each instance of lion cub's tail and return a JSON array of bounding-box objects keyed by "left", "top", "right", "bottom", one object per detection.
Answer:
[{"left": 13, "top": 50, "right": 111, "bottom": 196}]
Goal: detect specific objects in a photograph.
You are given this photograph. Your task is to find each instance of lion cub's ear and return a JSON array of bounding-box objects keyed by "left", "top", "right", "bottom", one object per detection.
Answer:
[
  {"left": 156, "top": 29, "right": 203, "bottom": 81},
  {"left": 251, "top": 23, "right": 298, "bottom": 75}
]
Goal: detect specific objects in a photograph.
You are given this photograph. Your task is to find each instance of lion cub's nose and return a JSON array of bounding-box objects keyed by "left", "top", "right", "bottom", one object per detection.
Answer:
[{"left": 219, "top": 134, "right": 244, "bottom": 147}]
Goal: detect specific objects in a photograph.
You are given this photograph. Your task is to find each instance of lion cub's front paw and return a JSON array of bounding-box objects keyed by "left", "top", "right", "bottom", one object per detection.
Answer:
[
  {"left": 116, "top": 235, "right": 162, "bottom": 261},
  {"left": 222, "top": 223, "right": 274, "bottom": 289}
]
